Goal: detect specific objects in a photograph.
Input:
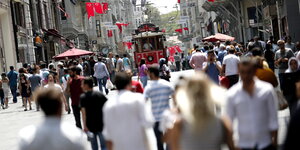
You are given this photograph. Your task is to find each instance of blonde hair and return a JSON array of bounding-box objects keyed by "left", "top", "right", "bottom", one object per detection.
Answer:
[{"left": 175, "top": 73, "right": 216, "bottom": 130}]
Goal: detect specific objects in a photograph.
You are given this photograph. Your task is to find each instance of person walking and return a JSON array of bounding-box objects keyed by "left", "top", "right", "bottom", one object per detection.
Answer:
[
  {"left": 144, "top": 65, "right": 174, "bottom": 150},
  {"left": 68, "top": 66, "right": 84, "bottom": 128},
  {"left": 203, "top": 50, "right": 222, "bottom": 84},
  {"left": 159, "top": 58, "right": 171, "bottom": 82},
  {"left": 106, "top": 52, "right": 116, "bottom": 84},
  {"left": 80, "top": 77, "right": 107, "bottom": 150},
  {"left": 7, "top": 66, "right": 18, "bottom": 103},
  {"left": 19, "top": 74, "right": 32, "bottom": 111},
  {"left": 62, "top": 68, "right": 71, "bottom": 114},
  {"left": 89, "top": 57, "right": 97, "bottom": 86},
  {"left": 285, "top": 36, "right": 296, "bottom": 53},
  {"left": 222, "top": 46, "right": 240, "bottom": 88},
  {"left": 164, "top": 73, "right": 235, "bottom": 150},
  {"left": 217, "top": 44, "right": 227, "bottom": 65},
  {"left": 82, "top": 58, "right": 91, "bottom": 77},
  {"left": 138, "top": 58, "right": 148, "bottom": 88},
  {"left": 94, "top": 57, "right": 110, "bottom": 95},
  {"left": 28, "top": 67, "right": 42, "bottom": 111},
  {"left": 275, "top": 40, "right": 295, "bottom": 87},
  {"left": 18, "top": 87, "right": 89, "bottom": 150},
  {"left": 123, "top": 54, "right": 131, "bottom": 71},
  {"left": 174, "top": 52, "right": 181, "bottom": 71},
  {"left": 103, "top": 72, "right": 155, "bottom": 150},
  {"left": 226, "top": 57, "right": 278, "bottom": 150},
  {"left": 126, "top": 70, "right": 144, "bottom": 93},
  {"left": 1, "top": 73, "right": 10, "bottom": 109},
  {"left": 189, "top": 49, "right": 207, "bottom": 71},
  {"left": 115, "top": 55, "right": 124, "bottom": 72}
]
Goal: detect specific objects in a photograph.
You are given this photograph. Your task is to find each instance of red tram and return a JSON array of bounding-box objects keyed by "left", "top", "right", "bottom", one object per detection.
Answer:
[{"left": 133, "top": 24, "right": 166, "bottom": 66}]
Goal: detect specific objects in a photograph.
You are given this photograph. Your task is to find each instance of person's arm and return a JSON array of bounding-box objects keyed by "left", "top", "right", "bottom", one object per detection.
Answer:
[
  {"left": 61, "top": 92, "right": 68, "bottom": 112},
  {"left": 106, "top": 141, "right": 113, "bottom": 150},
  {"left": 164, "top": 119, "right": 181, "bottom": 150},
  {"left": 216, "top": 61, "right": 222, "bottom": 73},
  {"left": 81, "top": 107, "right": 89, "bottom": 132},
  {"left": 221, "top": 64, "right": 226, "bottom": 76},
  {"left": 221, "top": 116, "right": 235, "bottom": 150},
  {"left": 267, "top": 89, "right": 279, "bottom": 147},
  {"left": 203, "top": 62, "right": 209, "bottom": 72}
]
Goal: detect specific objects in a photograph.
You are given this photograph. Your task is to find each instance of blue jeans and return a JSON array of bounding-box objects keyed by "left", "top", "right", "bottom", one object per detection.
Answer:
[
  {"left": 10, "top": 85, "right": 17, "bottom": 103},
  {"left": 97, "top": 77, "right": 108, "bottom": 94},
  {"left": 140, "top": 76, "right": 148, "bottom": 88},
  {"left": 90, "top": 132, "right": 106, "bottom": 150}
]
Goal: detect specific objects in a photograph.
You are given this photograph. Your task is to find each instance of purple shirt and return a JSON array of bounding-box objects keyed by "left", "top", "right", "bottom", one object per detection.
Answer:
[
  {"left": 139, "top": 64, "right": 148, "bottom": 77},
  {"left": 189, "top": 52, "right": 207, "bottom": 71}
]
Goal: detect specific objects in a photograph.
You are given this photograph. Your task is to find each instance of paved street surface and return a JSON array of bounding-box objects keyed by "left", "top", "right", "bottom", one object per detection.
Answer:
[{"left": 0, "top": 70, "right": 290, "bottom": 150}]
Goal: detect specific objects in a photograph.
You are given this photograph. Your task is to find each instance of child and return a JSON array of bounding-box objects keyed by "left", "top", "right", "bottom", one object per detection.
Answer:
[{"left": 1, "top": 73, "right": 10, "bottom": 109}]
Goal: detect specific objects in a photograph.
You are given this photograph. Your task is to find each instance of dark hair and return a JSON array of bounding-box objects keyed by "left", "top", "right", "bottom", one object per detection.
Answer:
[
  {"left": 49, "top": 64, "right": 54, "bottom": 70},
  {"left": 140, "top": 58, "right": 146, "bottom": 67},
  {"left": 19, "top": 73, "right": 27, "bottom": 80},
  {"left": 36, "top": 88, "right": 62, "bottom": 116},
  {"left": 148, "top": 65, "right": 160, "bottom": 77},
  {"left": 115, "top": 72, "right": 131, "bottom": 90},
  {"left": 207, "top": 50, "right": 215, "bottom": 54},
  {"left": 64, "top": 68, "right": 69, "bottom": 74},
  {"left": 266, "top": 43, "right": 272, "bottom": 51},
  {"left": 228, "top": 46, "right": 236, "bottom": 54},
  {"left": 252, "top": 47, "right": 263, "bottom": 57},
  {"left": 10, "top": 66, "right": 14, "bottom": 71},
  {"left": 83, "top": 77, "right": 94, "bottom": 89},
  {"left": 19, "top": 68, "right": 26, "bottom": 74},
  {"left": 225, "top": 40, "right": 231, "bottom": 46},
  {"left": 23, "top": 63, "right": 28, "bottom": 69},
  {"left": 123, "top": 54, "right": 127, "bottom": 57},
  {"left": 1, "top": 73, "right": 6, "bottom": 77},
  {"left": 32, "top": 67, "right": 38, "bottom": 73},
  {"left": 115, "top": 55, "right": 120, "bottom": 58},
  {"left": 70, "top": 66, "right": 77, "bottom": 74}
]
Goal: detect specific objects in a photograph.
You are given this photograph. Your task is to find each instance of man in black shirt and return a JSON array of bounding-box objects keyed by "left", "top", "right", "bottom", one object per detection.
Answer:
[{"left": 80, "top": 77, "right": 107, "bottom": 150}]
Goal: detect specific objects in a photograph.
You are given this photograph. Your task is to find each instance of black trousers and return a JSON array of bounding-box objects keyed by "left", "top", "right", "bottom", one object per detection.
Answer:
[
  {"left": 227, "top": 75, "right": 239, "bottom": 88},
  {"left": 175, "top": 61, "right": 181, "bottom": 71},
  {"left": 154, "top": 122, "right": 164, "bottom": 150},
  {"left": 72, "top": 105, "right": 82, "bottom": 129},
  {"left": 242, "top": 144, "right": 276, "bottom": 150}
]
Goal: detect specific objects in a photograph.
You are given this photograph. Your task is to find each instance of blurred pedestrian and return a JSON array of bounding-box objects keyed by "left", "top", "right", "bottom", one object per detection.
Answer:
[
  {"left": 164, "top": 73, "right": 235, "bottom": 150},
  {"left": 217, "top": 44, "right": 227, "bottom": 65},
  {"left": 285, "top": 57, "right": 299, "bottom": 73},
  {"left": 222, "top": 46, "right": 240, "bottom": 88},
  {"left": 89, "top": 57, "right": 97, "bottom": 86},
  {"left": 123, "top": 54, "right": 131, "bottom": 71},
  {"left": 203, "top": 50, "right": 222, "bottom": 84},
  {"left": 82, "top": 58, "right": 91, "bottom": 77},
  {"left": 145, "top": 65, "right": 174, "bottom": 150},
  {"left": 115, "top": 55, "right": 124, "bottom": 72},
  {"left": 1, "top": 73, "right": 9, "bottom": 109},
  {"left": 68, "top": 66, "right": 84, "bottom": 128},
  {"left": 264, "top": 43, "right": 275, "bottom": 71},
  {"left": 126, "top": 70, "right": 144, "bottom": 93},
  {"left": 106, "top": 52, "right": 116, "bottom": 84},
  {"left": 19, "top": 74, "right": 32, "bottom": 111},
  {"left": 138, "top": 58, "right": 148, "bottom": 88},
  {"left": 226, "top": 57, "right": 278, "bottom": 150},
  {"left": 94, "top": 57, "right": 110, "bottom": 95},
  {"left": 285, "top": 36, "right": 296, "bottom": 53},
  {"left": 81, "top": 77, "right": 107, "bottom": 150},
  {"left": 103, "top": 72, "right": 155, "bottom": 150},
  {"left": 28, "top": 67, "right": 42, "bottom": 111},
  {"left": 254, "top": 57, "right": 278, "bottom": 88},
  {"left": 159, "top": 58, "right": 171, "bottom": 82},
  {"left": 189, "top": 49, "right": 207, "bottom": 71},
  {"left": 18, "top": 87, "right": 89, "bottom": 150},
  {"left": 7, "top": 66, "right": 18, "bottom": 103},
  {"left": 174, "top": 52, "right": 181, "bottom": 71}
]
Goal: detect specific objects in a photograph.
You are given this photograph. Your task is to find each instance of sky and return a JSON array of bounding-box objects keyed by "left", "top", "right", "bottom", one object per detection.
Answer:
[{"left": 148, "top": 0, "right": 178, "bottom": 14}]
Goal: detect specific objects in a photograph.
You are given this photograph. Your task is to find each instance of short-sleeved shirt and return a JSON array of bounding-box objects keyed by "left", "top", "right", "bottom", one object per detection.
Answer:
[
  {"left": 223, "top": 54, "right": 240, "bottom": 76},
  {"left": 29, "top": 74, "right": 42, "bottom": 92},
  {"left": 144, "top": 79, "right": 174, "bottom": 121},
  {"left": 70, "top": 77, "right": 84, "bottom": 106},
  {"left": 139, "top": 64, "right": 148, "bottom": 77},
  {"left": 80, "top": 91, "right": 107, "bottom": 132},
  {"left": 7, "top": 71, "right": 18, "bottom": 87},
  {"left": 44, "top": 84, "right": 63, "bottom": 93},
  {"left": 275, "top": 49, "right": 295, "bottom": 73},
  {"left": 189, "top": 52, "right": 207, "bottom": 71}
]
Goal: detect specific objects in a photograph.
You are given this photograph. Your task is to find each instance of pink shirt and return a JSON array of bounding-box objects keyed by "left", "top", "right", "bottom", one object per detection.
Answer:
[{"left": 189, "top": 52, "right": 207, "bottom": 71}]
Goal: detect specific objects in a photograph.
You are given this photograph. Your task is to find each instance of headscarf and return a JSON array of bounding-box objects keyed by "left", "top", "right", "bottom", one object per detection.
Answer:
[{"left": 286, "top": 57, "right": 299, "bottom": 73}]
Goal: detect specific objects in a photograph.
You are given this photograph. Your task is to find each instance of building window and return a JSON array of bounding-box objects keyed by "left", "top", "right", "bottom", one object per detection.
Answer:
[
  {"left": 61, "top": 0, "right": 67, "bottom": 20},
  {"left": 14, "top": 2, "right": 26, "bottom": 28},
  {"left": 96, "top": 20, "right": 101, "bottom": 37},
  {"left": 36, "top": 1, "right": 43, "bottom": 28}
]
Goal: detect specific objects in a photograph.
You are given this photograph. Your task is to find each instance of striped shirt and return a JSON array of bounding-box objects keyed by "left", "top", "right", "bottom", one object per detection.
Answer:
[{"left": 144, "top": 79, "right": 174, "bottom": 121}]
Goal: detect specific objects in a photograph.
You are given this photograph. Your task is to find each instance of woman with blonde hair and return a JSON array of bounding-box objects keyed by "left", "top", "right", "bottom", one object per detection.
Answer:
[{"left": 164, "top": 73, "right": 234, "bottom": 150}]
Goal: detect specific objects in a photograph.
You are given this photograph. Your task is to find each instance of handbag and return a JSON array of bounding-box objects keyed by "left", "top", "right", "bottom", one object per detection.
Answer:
[
  {"left": 106, "top": 79, "right": 114, "bottom": 90},
  {"left": 275, "top": 88, "right": 288, "bottom": 110}
]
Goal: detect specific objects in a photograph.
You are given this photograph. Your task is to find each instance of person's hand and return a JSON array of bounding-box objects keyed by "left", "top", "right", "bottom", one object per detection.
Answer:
[
  {"left": 283, "top": 58, "right": 289, "bottom": 62},
  {"left": 83, "top": 126, "right": 89, "bottom": 132},
  {"left": 65, "top": 105, "right": 69, "bottom": 112}
]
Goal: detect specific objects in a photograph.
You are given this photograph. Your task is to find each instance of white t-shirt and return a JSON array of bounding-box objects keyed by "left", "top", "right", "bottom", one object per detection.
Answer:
[{"left": 223, "top": 54, "right": 240, "bottom": 76}]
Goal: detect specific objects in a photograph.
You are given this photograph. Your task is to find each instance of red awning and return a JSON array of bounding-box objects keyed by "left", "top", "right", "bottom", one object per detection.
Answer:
[
  {"left": 203, "top": 33, "right": 235, "bottom": 42},
  {"left": 53, "top": 48, "right": 94, "bottom": 60}
]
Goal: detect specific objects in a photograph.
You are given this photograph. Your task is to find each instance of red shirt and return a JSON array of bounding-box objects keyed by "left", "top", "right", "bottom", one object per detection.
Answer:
[
  {"left": 70, "top": 76, "right": 84, "bottom": 106},
  {"left": 131, "top": 81, "right": 144, "bottom": 94}
]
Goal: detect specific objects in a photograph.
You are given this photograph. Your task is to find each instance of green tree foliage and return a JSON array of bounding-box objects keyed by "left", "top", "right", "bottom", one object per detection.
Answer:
[{"left": 160, "top": 11, "right": 180, "bottom": 35}]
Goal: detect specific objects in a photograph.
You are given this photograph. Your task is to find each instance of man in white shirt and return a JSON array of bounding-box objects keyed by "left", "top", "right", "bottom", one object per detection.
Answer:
[
  {"left": 225, "top": 57, "right": 278, "bottom": 150},
  {"left": 18, "top": 88, "right": 89, "bottom": 150},
  {"left": 103, "top": 72, "right": 155, "bottom": 150},
  {"left": 222, "top": 46, "right": 240, "bottom": 88}
]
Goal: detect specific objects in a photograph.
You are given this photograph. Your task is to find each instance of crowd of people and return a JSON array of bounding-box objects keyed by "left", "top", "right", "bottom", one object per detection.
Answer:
[{"left": 0, "top": 35, "right": 299, "bottom": 150}]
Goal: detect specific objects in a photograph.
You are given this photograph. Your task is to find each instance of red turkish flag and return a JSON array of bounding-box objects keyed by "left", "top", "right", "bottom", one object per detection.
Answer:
[
  {"left": 102, "top": 3, "right": 108, "bottom": 14},
  {"left": 162, "top": 29, "right": 166, "bottom": 33},
  {"left": 123, "top": 42, "right": 133, "bottom": 49},
  {"left": 169, "top": 56, "right": 175, "bottom": 62},
  {"left": 168, "top": 47, "right": 176, "bottom": 56},
  {"left": 183, "top": 27, "right": 189, "bottom": 31},
  {"left": 107, "top": 30, "right": 113, "bottom": 37},
  {"left": 174, "top": 45, "right": 182, "bottom": 53},
  {"left": 178, "top": 0, "right": 181, "bottom": 3},
  {"left": 116, "top": 23, "right": 123, "bottom": 33},
  {"left": 175, "top": 28, "right": 183, "bottom": 33},
  {"left": 208, "top": 0, "right": 215, "bottom": 2},
  {"left": 94, "top": 3, "right": 103, "bottom": 14},
  {"left": 86, "top": 3, "right": 94, "bottom": 19}
]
